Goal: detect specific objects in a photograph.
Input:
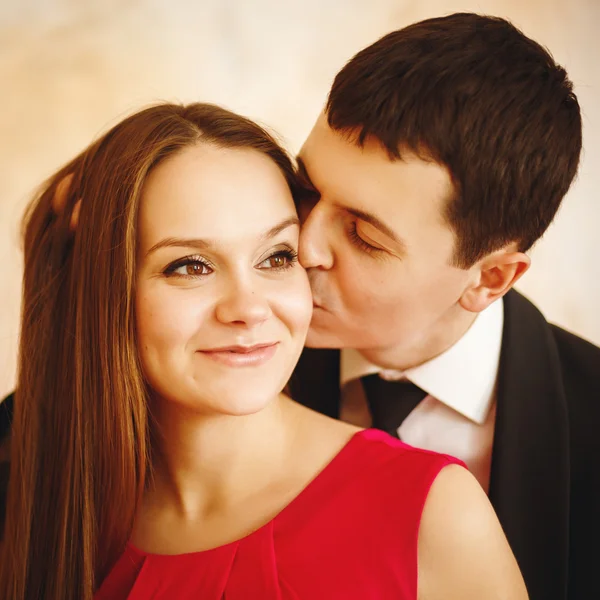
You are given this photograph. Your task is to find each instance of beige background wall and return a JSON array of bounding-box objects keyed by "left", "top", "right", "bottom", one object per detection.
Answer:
[{"left": 1, "top": 0, "right": 598, "bottom": 397}]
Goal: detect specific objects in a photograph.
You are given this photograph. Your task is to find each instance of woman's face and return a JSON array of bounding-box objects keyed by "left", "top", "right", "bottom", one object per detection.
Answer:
[{"left": 136, "top": 143, "right": 312, "bottom": 416}]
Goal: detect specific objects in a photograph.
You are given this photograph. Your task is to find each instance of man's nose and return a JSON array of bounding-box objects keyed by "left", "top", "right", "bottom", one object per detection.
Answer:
[{"left": 299, "top": 201, "right": 334, "bottom": 270}]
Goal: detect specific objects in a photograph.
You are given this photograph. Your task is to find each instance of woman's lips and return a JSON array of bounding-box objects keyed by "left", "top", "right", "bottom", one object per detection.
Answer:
[{"left": 198, "top": 343, "right": 279, "bottom": 367}]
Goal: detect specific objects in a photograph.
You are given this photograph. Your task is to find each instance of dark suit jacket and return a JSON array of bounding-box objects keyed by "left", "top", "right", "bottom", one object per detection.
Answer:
[
  {"left": 0, "top": 391, "right": 12, "bottom": 539},
  {"left": 289, "top": 290, "right": 600, "bottom": 600},
  {"left": 1, "top": 291, "right": 598, "bottom": 598}
]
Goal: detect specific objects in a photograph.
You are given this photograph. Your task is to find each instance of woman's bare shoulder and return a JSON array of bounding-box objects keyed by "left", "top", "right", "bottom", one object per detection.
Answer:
[{"left": 418, "top": 465, "right": 528, "bottom": 600}]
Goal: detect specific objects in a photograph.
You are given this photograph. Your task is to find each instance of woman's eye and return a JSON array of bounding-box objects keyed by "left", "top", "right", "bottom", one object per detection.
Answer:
[
  {"left": 174, "top": 262, "right": 211, "bottom": 276},
  {"left": 164, "top": 256, "right": 213, "bottom": 278},
  {"left": 265, "top": 256, "right": 287, "bottom": 269},
  {"left": 257, "top": 249, "right": 298, "bottom": 271}
]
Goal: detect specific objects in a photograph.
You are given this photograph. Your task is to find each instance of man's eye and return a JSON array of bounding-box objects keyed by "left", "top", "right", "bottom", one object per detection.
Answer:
[{"left": 347, "top": 222, "right": 381, "bottom": 255}]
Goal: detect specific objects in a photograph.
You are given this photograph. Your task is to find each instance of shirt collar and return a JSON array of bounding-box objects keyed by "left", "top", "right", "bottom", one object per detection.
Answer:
[{"left": 340, "top": 298, "right": 504, "bottom": 424}]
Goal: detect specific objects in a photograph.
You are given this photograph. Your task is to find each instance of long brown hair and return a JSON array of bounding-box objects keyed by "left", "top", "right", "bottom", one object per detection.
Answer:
[{"left": 0, "top": 103, "right": 299, "bottom": 600}]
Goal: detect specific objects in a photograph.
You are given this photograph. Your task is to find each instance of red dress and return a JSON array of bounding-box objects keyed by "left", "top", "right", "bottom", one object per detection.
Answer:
[{"left": 95, "top": 429, "right": 464, "bottom": 599}]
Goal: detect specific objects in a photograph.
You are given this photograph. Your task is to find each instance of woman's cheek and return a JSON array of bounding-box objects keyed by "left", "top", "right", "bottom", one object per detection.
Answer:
[
  {"left": 136, "top": 286, "right": 208, "bottom": 351},
  {"left": 273, "top": 274, "right": 313, "bottom": 335}
]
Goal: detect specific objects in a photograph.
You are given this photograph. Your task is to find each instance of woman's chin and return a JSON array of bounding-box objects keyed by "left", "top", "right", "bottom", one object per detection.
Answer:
[{"left": 160, "top": 386, "right": 284, "bottom": 419}]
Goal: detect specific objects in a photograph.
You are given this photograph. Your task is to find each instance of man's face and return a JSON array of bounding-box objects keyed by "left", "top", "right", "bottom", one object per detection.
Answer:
[{"left": 298, "top": 114, "right": 477, "bottom": 366}]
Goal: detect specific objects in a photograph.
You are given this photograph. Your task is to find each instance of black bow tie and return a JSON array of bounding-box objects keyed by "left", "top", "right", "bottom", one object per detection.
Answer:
[{"left": 361, "top": 375, "right": 428, "bottom": 438}]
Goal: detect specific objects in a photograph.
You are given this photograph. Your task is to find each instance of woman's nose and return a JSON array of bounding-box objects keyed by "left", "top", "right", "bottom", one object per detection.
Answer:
[{"left": 214, "top": 277, "right": 273, "bottom": 327}]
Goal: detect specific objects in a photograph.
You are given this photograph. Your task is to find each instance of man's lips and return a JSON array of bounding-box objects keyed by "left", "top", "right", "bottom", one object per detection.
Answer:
[{"left": 197, "top": 343, "right": 279, "bottom": 367}]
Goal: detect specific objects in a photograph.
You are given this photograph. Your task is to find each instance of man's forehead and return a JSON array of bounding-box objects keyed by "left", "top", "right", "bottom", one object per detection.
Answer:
[
  {"left": 300, "top": 118, "right": 404, "bottom": 179},
  {"left": 300, "top": 124, "right": 451, "bottom": 195},
  {"left": 297, "top": 123, "right": 456, "bottom": 241}
]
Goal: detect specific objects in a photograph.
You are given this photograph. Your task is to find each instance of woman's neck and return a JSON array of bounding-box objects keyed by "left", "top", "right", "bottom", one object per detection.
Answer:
[{"left": 147, "top": 394, "right": 297, "bottom": 521}]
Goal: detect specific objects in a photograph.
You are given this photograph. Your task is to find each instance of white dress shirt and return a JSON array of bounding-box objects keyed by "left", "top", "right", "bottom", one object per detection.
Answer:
[{"left": 339, "top": 298, "right": 504, "bottom": 492}]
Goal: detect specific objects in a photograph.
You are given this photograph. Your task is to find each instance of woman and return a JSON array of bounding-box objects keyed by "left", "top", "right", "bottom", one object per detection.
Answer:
[{"left": 0, "top": 103, "right": 527, "bottom": 599}]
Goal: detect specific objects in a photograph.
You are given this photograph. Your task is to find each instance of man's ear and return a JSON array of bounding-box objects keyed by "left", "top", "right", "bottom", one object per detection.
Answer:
[{"left": 459, "top": 249, "right": 530, "bottom": 313}]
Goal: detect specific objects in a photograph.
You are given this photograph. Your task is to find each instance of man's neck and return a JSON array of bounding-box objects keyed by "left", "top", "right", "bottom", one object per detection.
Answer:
[{"left": 357, "top": 306, "right": 479, "bottom": 372}]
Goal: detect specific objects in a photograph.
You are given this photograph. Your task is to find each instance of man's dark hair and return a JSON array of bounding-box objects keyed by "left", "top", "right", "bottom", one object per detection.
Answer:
[{"left": 326, "top": 13, "right": 582, "bottom": 267}]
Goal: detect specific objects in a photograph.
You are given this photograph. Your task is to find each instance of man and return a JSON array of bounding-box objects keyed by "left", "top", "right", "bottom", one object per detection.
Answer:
[
  {"left": 289, "top": 13, "right": 599, "bottom": 600},
  {"left": 1, "top": 11, "right": 598, "bottom": 600}
]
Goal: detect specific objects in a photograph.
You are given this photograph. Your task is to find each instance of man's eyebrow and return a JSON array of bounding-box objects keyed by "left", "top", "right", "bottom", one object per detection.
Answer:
[
  {"left": 336, "top": 203, "right": 405, "bottom": 248},
  {"left": 146, "top": 216, "right": 300, "bottom": 257}
]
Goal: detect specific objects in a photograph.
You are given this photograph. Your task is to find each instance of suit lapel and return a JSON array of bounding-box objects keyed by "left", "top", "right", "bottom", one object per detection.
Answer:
[
  {"left": 289, "top": 348, "right": 341, "bottom": 418},
  {"left": 490, "top": 290, "right": 570, "bottom": 600}
]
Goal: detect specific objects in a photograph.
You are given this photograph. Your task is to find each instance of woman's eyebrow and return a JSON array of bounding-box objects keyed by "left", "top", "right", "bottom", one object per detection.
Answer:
[
  {"left": 259, "top": 216, "right": 300, "bottom": 242},
  {"left": 146, "top": 217, "right": 300, "bottom": 257}
]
